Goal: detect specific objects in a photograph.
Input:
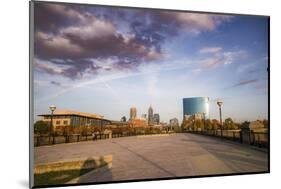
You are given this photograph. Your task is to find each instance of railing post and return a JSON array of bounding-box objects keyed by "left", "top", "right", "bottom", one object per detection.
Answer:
[{"left": 241, "top": 127, "right": 250, "bottom": 145}]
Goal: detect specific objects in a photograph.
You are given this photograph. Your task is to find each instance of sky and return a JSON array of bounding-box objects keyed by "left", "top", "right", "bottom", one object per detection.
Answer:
[{"left": 33, "top": 2, "right": 269, "bottom": 123}]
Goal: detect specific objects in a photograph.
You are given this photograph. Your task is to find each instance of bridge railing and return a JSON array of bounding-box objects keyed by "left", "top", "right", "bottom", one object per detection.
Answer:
[
  {"left": 34, "top": 130, "right": 174, "bottom": 147},
  {"left": 186, "top": 129, "right": 268, "bottom": 149}
]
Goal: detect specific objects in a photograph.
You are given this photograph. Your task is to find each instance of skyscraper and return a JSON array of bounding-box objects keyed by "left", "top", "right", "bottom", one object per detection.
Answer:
[
  {"left": 183, "top": 97, "right": 210, "bottom": 119},
  {"left": 130, "top": 107, "right": 137, "bottom": 120},
  {"left": 153, "top": 113, "right": 160, "bottom": 125},
  {"left": 148, "top": 105, "right": 153, "bottom": 125}
]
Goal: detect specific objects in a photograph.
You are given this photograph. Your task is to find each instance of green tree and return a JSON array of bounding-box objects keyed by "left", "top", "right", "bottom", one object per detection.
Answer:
[
  {"left": 34, "top": 120, "right": 49, "bottom": 135},
  {"left": 241, "top": 121, "right": 250, "bottom": 129},
  {"left": 172, "top": 125, "right": 182, "bottom": 133},
  {"left": 224, "top": 118, "right": 236, "bottom": 130}
]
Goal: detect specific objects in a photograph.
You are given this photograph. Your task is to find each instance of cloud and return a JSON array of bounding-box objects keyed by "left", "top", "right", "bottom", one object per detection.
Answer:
[
  {"left": 199, "top": 47, "right": 222, "bottom": 54},
  {"left": 34, "top": 3, "right": 89, "bottom": 32},
  {"left": 160, "top": 12, "right": 231, "bottom": 33},
  {"left": 201, "top": 49, "right": 247, "bottom": 68},
  {"left": 237, "top": 63, "right": 255, "bottom": 73},
  {"left": 192, "top": 68, "right": 202, "bottom": 74},
  {"left": 34, "top": 3, "right": 231, "bottom": 80},
  {"left": 50, "top": 81, "right": 61, "bottom": 86},
  {"left": 34, "top": 59, "right": 64, "bottom": 75},
  {"left": 231, "top": 79, "right": 258, "bottom": 88}
]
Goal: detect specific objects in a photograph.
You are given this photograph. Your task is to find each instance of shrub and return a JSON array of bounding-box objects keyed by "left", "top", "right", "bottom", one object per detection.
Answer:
[{"left": 34, "top": 121, "right": 49, "bottom": 135}]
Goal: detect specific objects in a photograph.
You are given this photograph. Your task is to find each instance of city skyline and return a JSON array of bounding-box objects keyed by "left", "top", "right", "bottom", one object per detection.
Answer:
[{"left": 33, "top": 3, "right": 268, "bottom": 123}]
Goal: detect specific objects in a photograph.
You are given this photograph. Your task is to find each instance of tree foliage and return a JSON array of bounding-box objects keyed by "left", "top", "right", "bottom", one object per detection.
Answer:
[
  {"left": 223, "top": 118, "right": 238, "bottom": 130},
  {"left": 263, "top": 119, "right": 268, "bottom": 128},
  {"left": 34, "top": 121, "right": 49, "bottom": 134},
  {"left": 241, "top": 121, "right": 250, "bottom": 129},
  {"left": 205, "top": 119, "right": 212, "bottom": 130}
]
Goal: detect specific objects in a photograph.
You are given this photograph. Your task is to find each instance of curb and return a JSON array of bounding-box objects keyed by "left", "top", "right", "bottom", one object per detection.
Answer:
[{"left": 34, "top": 155, "right": 112, "bottom": 174}]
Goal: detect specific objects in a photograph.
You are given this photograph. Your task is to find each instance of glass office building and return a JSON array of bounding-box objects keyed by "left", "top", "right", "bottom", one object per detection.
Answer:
[{"left": 183, "top": 97, "right": 210, "bottom": 119}]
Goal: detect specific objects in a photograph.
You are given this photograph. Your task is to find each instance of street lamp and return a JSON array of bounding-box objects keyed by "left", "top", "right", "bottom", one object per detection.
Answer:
[
  {"left": 49, "top": 105, "right": 56, "bottom": 144},
  {"left": 217, "top": 100, "right": 223, "bottom": 138}
]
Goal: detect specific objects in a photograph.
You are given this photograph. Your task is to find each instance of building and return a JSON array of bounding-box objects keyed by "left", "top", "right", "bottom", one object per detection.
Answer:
[
  {"left": 109, "top": 120, "right": 128, "bottom": 128},
  {"left": 128, "top": 118, "right": 148, "bottom": 128},
  {"left": 249, "top": 120, "right": 265, "bottom": 130},
  {"left": 148, "top": 105, "right": 154, "bottom": 125},
  {"left": 153, "top": 113, "right": 160, "bottom": 125},
  {"left": 183, "top": 97, "right": 210, "bottom": 119},
  {"left": 170, "top": 118, "right": 179, "bottom": 128},
  {"left": 38, "top": 110, "right": 111, "bottom": 129},
  {"left": 130, "top": 107, "right": 137, "bottom": 120},
  {"left": 141, "top": 114, "right": 147, "bottom": 120}
]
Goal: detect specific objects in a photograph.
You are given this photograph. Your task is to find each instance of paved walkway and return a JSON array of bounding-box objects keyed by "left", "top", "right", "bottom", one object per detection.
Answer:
[{"left": 34, "top": 133, "right": 268, "bottom": 183}]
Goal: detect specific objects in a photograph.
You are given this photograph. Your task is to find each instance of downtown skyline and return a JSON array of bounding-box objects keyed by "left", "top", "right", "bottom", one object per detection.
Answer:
[{"left": 33, "top": 3, "right": 268, "bottom": 123}]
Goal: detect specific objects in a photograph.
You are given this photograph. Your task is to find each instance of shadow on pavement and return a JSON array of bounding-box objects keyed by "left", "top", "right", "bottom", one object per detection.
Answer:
[{"left": 78, "top": 157, "right": 112, "bottom": 183}]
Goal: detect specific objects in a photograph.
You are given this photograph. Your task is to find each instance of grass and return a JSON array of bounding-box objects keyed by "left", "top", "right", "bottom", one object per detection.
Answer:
[{"left": 34, "top": 168, "right": 93, "bottom": 186}]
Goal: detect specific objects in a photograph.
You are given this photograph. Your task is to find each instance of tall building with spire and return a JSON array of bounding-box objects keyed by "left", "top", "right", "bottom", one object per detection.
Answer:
[
  {"left": 148, "top": 105, "right": 154, "bottom": 125},
  {"left": 130, "top": 107, "right": 137, "bottom": 120}
]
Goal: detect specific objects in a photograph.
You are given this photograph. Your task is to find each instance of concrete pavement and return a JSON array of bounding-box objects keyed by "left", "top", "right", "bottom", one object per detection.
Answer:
[{"left": 34, "top": 133, "right": 268, "bottom": 184}]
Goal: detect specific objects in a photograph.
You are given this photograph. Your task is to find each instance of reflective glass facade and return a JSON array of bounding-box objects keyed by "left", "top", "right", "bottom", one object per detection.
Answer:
[{"left": 183, "top": 97, "right": 210, "bottom": 119}]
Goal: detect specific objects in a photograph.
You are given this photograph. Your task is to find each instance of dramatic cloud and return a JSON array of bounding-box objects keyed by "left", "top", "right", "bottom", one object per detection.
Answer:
[
  {"left": 153, "top": 12, "right": 231, "bottom": 33},
  {"left": 34, "top": 3, "right": 231, "bottom": 79}
]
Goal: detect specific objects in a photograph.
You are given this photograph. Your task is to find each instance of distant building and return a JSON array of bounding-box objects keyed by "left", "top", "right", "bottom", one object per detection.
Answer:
[
  {"left": 183, "top": 97, "right": 210, "bottom": 119},
  {"left": 128, "top": 118, "right": 148, "bottom": 128},
  {"left": 120, "top": 116, "right": 127, "bottom": 122},
  {"left": 153, "top": 113, "right": 160, "bottom": 125},
  {"left": 161, "top": 122, "right": 169, "bottom": 128},
  {"left": 249, "top": 120, "right": 265, "bottom": 130},
  {"left": 141, "top": 114, "right": 147, "bottom": 120},
  {"left": 109, "top": 120, "right": 128, "bottom": 128},
  {"left": 170, "top": 118, "right": 179, "bottom": 128},
  {"left": 38, "top": 110, "right": 111, "bottom": 128},
  {"left": 130, "top": 107, "right": 137, "bottom": 120},
  {"left": 148, "top": 105, "right": 154, "bottom": 125},
  {"left": 194, "top": 112, "right": 205, "bottom": 120}
]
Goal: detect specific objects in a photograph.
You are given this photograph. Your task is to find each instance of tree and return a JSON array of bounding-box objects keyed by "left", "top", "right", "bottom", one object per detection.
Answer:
[
  {"left": 211, "top": 119, "right": 219, "bottom": 130},
  {"left": 173, "top": 125, "right": 182, "bottom": 133},
  {"left": 241, "top": 121, "right": 250, "bottom": 129},
  {"left": 205, "top": 119, "right": 212, "bottom": 130},
  {"left": 263, "top": 119, "right": 268, "bottom": 128},
  {"left": 34, "top": 120, "right": 49, "bottom": 135},
  {"left": 120, "top": 116, "right": 127, "bottom": 122},
  {"left": 224, "top": 118, "right": 236, "bottom": 130},
  {"left": 194, "top": 119, "right": 204, "bottom": 131}
]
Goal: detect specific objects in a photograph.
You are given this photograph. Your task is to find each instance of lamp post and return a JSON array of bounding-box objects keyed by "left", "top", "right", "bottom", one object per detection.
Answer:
[
  {"left": 49, "top": 105, "right": 56, "bottom": 144},
  {"left": 217, "top": 101, "right": 223, "bottom": 138}
]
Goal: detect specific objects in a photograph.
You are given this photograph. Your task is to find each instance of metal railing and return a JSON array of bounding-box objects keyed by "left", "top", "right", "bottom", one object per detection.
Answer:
[
  {"left": 186, "top": 129, "right": 268, "bottom": 148},
  {"left": 34, "top": 130, "right": 173, "bottom": 147}
]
